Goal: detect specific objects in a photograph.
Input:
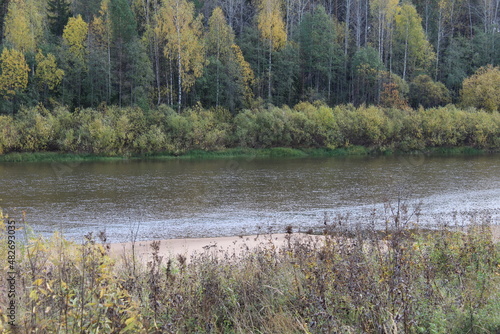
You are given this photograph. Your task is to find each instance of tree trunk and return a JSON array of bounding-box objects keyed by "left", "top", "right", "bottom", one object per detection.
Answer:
[{"left": 268, "top": 38, "right": 272, "bottom": 101}]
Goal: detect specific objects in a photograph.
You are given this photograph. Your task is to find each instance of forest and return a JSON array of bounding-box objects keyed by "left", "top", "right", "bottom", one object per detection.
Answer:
[{"left": 0, "top": 0, "right": 498, "bottom": 115}]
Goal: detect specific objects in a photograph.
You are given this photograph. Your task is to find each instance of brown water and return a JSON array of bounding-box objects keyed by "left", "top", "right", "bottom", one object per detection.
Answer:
[{"left": 1, "top": 154, "right": 499, "bottom": 242}]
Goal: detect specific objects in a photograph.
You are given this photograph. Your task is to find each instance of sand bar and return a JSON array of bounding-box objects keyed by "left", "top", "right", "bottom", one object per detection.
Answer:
[
  {"left": 109, "top": 233, "right": 323, "bottom": 264},
  {"left": 109, "top": 225, "right": 499, "bottom": 264}
]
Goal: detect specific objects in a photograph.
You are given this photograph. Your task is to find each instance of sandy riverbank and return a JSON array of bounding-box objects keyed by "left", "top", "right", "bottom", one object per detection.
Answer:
[
  {"left": 109, "top": 232, "right": 323, "bottom": 264},
  {"left": 109, "top": 225, "right": 499, "bottom": 265}
]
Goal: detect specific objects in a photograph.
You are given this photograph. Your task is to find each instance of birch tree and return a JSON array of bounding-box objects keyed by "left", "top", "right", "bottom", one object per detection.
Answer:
[
  {"left": 155, "top": 0, "right": 205, "bottom": 111},
  {"left": 256, "top": 0, "right": 287, "bottom": 101},
  {"left": 393, "top": 3, "right": 435, "bottom": 80}
]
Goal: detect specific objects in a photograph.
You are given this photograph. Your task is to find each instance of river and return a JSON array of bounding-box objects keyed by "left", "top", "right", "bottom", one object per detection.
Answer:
[{"left": 1, "top": 153, "right": 499, "bottom": 242}]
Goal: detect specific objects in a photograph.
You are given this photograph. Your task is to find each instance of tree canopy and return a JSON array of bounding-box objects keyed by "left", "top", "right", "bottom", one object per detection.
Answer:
[{"left": 0, "top": 0, "right": 498, "bottom": 112}]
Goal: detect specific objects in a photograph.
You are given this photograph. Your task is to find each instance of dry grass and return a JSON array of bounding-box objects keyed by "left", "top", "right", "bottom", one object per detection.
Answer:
[{"left": 1, "top": 210, "right": 499, "bottom": 333}]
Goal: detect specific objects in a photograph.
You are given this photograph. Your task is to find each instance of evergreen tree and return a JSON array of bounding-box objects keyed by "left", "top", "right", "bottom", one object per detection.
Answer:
[
  {"left": 110, "top": 0, "right": 139, "bottom": 106},
  {"left": 298, "top": 5, "right": 342, "bottom": 104},
  {"left": 47, "top": 0, "right": 71, "bottom": 36},
  {"left": 0, "top": 0, "right": 10, "bottom": 39},
  {"left": 352, "top": 46, "right": 385, "bottom": 105}
]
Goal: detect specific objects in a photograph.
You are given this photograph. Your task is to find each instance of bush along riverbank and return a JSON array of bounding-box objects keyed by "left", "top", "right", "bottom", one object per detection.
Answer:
[
  {"left": 0, "top": 103, "right": 499, "bottom": 159},
  {"left": 1, "top": 209, "right": 499, "bottom": 333}
]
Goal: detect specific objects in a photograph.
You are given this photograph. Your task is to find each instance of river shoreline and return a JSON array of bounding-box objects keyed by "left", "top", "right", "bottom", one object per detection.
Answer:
[
  {"left": 108, "top": 232, "right": 323, "bottom": 263},
  {"left": 0, "top": 145, "right": 495, "bottom": 163},
  {"left": 108, "top": 225, "right": 500, "bottom": 264}
]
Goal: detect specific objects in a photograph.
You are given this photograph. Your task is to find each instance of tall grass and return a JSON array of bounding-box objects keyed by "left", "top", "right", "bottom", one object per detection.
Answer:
[{"left": 1, "top": 208, "right": 499, "bottom": 333}]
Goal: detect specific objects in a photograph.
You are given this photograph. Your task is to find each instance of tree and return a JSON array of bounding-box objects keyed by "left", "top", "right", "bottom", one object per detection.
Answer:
[
  {"left": 155, "top": 0, "right": 205, "bottom": 111},
  {"left": 379, "top": 72, "right": 409, "bottom": 109},
  {"left": 393, "top": 3, "right": 435, "bottom": 80},
  {"left": 198, "top": 7, "right": 255, "bottom": 111},
  {"left": 370, "top": 0, "right": 399, "bottom": 68},
  {"left": 230, "top": 44, "right": 255, "bottom": 108},
  {"left": 3, "top": 0, "right": 36, "bottom": 53},
  {"left": 352, "top": 46, "right": 385, "bottom": 105},
  {"left": 0, "top": 0, "right": 10, "bottom": 39},
  {"left": 71, "top": 0, "right": 101, "bottom": 22},
  {"left": 460, "top": 65, "right": 500, "bottom": 111},
  {"left": 110, "top": 0, "right": 139, "bottom": 106},
  {"left": 272, "top": 42, "right": 299, "bottom": 106},
  {"left": 63, "top": 15, "right": 88, "bottom": 62},
  {"left": 408, "top": 74, "right": 451, "bottom": 108},
  {"left": 62, "top": 14, "right": 88, "bottom": 106},
  {"left": 298, "top": 5, "right": 342, "bottom": 104},
  {"left": 205, "top": 7, "right": 235, "bottom": 108},
  {"left": 0, "top": 48, "right": 29, "bottom": 100},
  {"left": 47, "top": 0, "right": 71, "bottom": 36},
  {"left": 256, "top": 0, "right": 287, "bottom": 101},
  {"left": 35, "top": 50, "right": 65, "bottom": 93}
]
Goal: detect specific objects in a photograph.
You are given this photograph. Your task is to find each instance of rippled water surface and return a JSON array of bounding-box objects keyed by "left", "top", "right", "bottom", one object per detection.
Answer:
[{"left": 1, "top": 154, "right": 499, "bottom": 242}]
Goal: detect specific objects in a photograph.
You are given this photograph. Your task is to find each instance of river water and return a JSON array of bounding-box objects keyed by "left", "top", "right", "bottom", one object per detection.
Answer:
[{"left": 1, "top": 154, "right": 499, "bottom": 242}]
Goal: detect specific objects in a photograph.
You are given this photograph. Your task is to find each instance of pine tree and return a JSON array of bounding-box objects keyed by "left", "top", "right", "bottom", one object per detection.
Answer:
[
  {"left": 47, "top": 0, "right": 71, "bottom": 36},
  {"left": 110, "top": 0, "right": 139, "bottom": 106},
  {"left": 298, "top": 5, "right": 342, "bottom": 103}
]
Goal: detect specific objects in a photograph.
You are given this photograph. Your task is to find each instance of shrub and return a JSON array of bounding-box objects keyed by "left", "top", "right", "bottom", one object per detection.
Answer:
[
  {"left": 409, "top": 75, "right": 451, "bottom": 108},
  {"left": 0, "top": 115, "right": 17, "bottom": 154},
  {"left": 460, "top": 65, "right": 500, "bottom": 112},
  {"left": 15, "top": 106, "right": 58, "bottom": 151}
]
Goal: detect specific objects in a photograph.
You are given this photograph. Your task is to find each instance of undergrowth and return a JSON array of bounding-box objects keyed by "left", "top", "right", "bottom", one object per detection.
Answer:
[{"left": 0, "top": 207, "right": 499, "bottom": 333}]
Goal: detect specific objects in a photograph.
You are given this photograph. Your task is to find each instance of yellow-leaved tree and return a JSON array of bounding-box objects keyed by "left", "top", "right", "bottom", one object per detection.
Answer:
[
  {"left": 206, "top": 7, "right": 234, "bottom": 108},
  {"left": 63, "top": 15, "right": 89, "bottom": 63},
  {"left": 3, "top": 0, "right": 46, "bottom": 54},
  {"left": 155, "top": 0, "right": 205, "bottom": 111},
  {"left": 0, "top": 48, "right": 29, "bottom": 100},
  {"left": 393, "top": 3, "right": 435, "bottom": 80},
  {"left": 62, "top": 14, "right": 88, "bottom": 106},
  {"left": 460, "top": 65, "right": 500, "bottom": 112},
  {"left": 231, "top": 44, "right": 255, "bottom": 107},
  {"left": 35, "top": 50, "right": 65, "bottom": 91},
  {"left": 256, "top": 0, "right": 287, "bottom": 100}
]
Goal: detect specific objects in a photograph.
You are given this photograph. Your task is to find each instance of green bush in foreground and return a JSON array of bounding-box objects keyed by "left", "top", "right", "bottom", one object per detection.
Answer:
[{"left": 1, "top": 208, "right": 499, "bottom": 333}]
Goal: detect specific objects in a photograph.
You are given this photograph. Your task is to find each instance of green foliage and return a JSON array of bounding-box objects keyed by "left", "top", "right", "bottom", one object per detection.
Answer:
[
  {"left": 0, "top": 103, "right": 499, "bottom": 156},
  {"left": 409, "top": 74, "right": 451, "bottom": 108},
  {"left": 298, "top": 5, "right": 342, "bottom": 104},
  {"left": 0, "top": 0, "right": 496, "bottom": 111},
  {"left": 47, "top": 0, "right": 72, "bottom": 36},
  {"left": 352, "top": 46, "right": 385, "bottom": 105}
]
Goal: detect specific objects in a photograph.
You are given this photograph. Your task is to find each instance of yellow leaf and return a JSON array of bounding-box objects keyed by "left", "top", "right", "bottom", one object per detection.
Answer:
[{"left": 33, "top": 278, "right": 44, "bottom": 286}]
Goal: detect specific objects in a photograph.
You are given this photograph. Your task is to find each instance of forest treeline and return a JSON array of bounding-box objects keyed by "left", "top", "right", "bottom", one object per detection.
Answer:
[
  {"left": 0, "top": 0, "right": 499, "bottom": 113},
  {"left": 0, "top": 103, "right": 499, "bottom": 155}
]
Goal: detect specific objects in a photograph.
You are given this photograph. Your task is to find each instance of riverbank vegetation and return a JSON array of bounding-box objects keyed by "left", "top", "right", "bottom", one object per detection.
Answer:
[
  {"left": 0, "top": 103, "right": 499, "bottom": 158},
  {"left": 1, "top": 209, "right": 499, "bottom": 333}
]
